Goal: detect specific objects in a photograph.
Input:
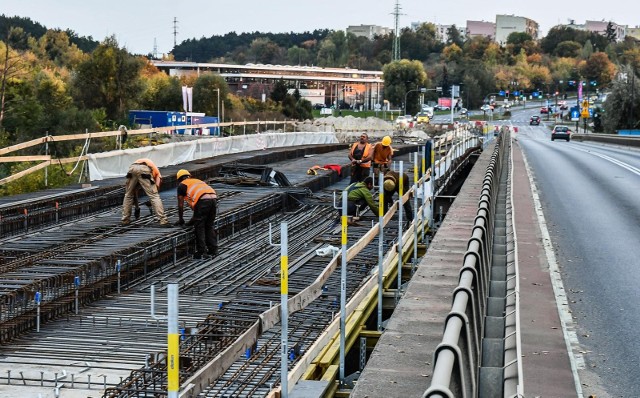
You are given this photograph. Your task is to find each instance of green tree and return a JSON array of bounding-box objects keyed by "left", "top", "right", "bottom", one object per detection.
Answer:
[
  {"left": 1, "top": 28, "right": 30, "bottom": 127},
  {"left": 605, "top": 22, "right": 617, "bottom": 43},
  {"left": 446, "top": 25, "right": 464, "bottom": 48},
  {"left": 382, "top": 59, "right": 428, "bottom": 113},
  {"left": 249, "top": 37, "right": 284, "bottom": 64},
  {"left": 603, "top": 66, "right": 640, "bottom": 131},
  {"left": 581, "top": 40, "right": 594, "bottom": 59},
  {"left": 72, "top": 36, "right": 144, "bottom": 122},
  {"left": 192, "top": 73, "right": 228, "bottom": 118},
  {"left": 270, "top": 78, "right": 288, "bottom": 102},
  {"left": 140, "top": 74, "right": 182, "bottom": 111},
  {"left": 555, "top": 41, "right": 582, "bottom": 57}
]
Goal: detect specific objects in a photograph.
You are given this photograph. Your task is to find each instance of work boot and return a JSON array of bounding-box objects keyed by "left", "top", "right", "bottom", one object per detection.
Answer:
[{"left": 134, "top": 207, "right": 141, "bottom": 219}]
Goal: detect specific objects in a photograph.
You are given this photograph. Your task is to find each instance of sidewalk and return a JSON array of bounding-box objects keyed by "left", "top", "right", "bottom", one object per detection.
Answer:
[{"left": 512, "top": 141, "right": 579, "bottom": 397}]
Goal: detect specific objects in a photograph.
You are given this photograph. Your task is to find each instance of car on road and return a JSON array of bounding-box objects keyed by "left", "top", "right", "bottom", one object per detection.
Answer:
[
  {"left": 415, "top": 112, "right": 431, "bottom": 124},
  {"left": 540, "top": 107, "right": 549, "bottom": 114},
  {"left": 551, "top": 125, "right": 572, "bottom": 141},
  {"left": 480, "top": 104, "right": 492, "bottom": 112},
  {"left": 530, "top": 115, "right": 541, "bottom": 125},
  {"left": 434, "top": 104, "right": 451, "bottom": 111},
  {"left": 421, "top": 106, "right": 434, "bottom": 117}
]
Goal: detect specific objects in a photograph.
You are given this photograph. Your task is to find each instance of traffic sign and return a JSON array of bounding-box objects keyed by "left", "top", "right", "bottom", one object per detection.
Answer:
[
  {"left": 499, "top": 90, "right": 505, "bottom": 96},
  {"left": 571, "top": 109, "right": 580, "bottom": 121}
]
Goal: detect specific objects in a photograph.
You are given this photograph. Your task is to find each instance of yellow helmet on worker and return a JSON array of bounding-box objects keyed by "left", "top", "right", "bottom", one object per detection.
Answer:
[
  {"left": 176, "top": 169, "right": 191, "bottom": 180},
  {"left": 383, "top": 179, "right": 396, "bottom": 192},
  {"left": 381, "top": 136, "right": 392, "bottom": 146}
]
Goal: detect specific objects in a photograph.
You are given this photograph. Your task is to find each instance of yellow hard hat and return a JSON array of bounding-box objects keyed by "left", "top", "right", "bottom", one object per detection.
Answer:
[
  {"left": 383, "top": 179, "right": 396, "bottom": 191},
  {"left": 381, "top": 136, "right": 392, "bottom": 146},
  {"left": 176, "top": 169, "right": 191, "bottom": 179},
  {"left": 307, "top": 168, "right": 317, "bottom": 175}
]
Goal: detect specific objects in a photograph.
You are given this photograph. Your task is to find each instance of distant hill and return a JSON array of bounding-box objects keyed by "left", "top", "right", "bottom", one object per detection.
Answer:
[
  {"left": 0, "top": 14, "right": 99, "bottom": 53},
  {"left": 172, "top": 29, "right": 330, "bottom": 63}
]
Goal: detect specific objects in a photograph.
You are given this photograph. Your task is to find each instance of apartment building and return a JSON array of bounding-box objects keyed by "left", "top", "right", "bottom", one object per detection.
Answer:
[{"left": 495, "top": 14, "right": 539, "bottom": 45}]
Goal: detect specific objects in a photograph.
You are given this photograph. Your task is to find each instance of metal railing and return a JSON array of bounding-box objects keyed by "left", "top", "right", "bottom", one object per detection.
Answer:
[{"left": 423, "top": 132, "right": 516, "bottom": 397}]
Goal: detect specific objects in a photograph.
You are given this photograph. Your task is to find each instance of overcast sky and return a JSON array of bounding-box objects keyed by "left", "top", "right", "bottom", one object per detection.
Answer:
[{"left": 3, "top": 0, "right": 638, "bottom": 56}]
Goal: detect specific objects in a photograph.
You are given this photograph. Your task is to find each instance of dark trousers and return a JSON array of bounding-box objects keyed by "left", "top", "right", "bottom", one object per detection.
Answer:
[
  {"left": 384, "top": 192, "right": 414, "bottom": 222},
  {"left": 193, "top": 199, "right": 218, "bottom": 255},
  {"left": 350, "top": 165, "right": 369, "bottom": 183}
]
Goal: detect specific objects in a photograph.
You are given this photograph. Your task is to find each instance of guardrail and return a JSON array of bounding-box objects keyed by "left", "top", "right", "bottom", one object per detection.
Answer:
[
  {"left": 571, "top": 133, "right": 640, "bottom": 147},
  {"left": 423, "top": 132, "right": 514, "bottom": 397}
]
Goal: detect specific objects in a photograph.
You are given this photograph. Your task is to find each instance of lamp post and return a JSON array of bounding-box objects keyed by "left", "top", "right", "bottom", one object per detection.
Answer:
[{"left": 404, "top": 87, "right": 427, "bottom": 116}]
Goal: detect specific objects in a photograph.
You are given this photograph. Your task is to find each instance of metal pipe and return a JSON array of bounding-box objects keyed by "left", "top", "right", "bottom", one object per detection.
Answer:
[
  {"left": 74, "top": 276, "right": 80, "bottom": 315},
  {"left": 397, "top": 161, "right": 404, "bottom": 291},
  {"left": 377, "top": 171, "right": 384, "bottom": 331},
  {"left": 339, "top": 192, "right": 348, "bottom": 383},
  {"left": 167, "top": 283, "right": 179, "bottom": 398},
  {"left": 36, "top": 291, "right": 41, "bottom": 332},
  {"left": 280, "top": 222, "right": 289, "bottom": 398}
]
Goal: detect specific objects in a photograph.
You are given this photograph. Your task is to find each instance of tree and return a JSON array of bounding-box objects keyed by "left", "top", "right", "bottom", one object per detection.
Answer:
[
  {"left": 605, "top": 22, "right": 617, "bottom": 43},
  {"left": 140, "top": 73, "right": 182, "bottom": 111},
  {"left": 270, "top": 78, "right": 288, "bottom": 102},
  {"left": 442, "top": 44, "right": 463, "bottom": 63},
  {"left": 0, "top": 28, "right": 30, "bottom": 127},
  {"left": 580, "top": 52, "right": 616, "bottom": 86},
  {"left": 581, "top": 40, "right": 594, "bottom": 59},
  {"left": 382, "top": 59, "right": 428, "bottom": 113},
  {"left": 555, "top": 41, "right": 582, "bottom": 58},
  {"left": 249, "top": 37, "right": 284, "bottom": 64},
  {"left": 602, "top": 66, "right": 640, "bottom": 131},
  {"left": 446, "top": 25, "right": 464, "bottom": 48},
  {"left": 506, "top": 32, "right": 533, "bottom": 56},
  {"left": 72, "top": 36, "right": 144, "bottom": 122},
  {"left": 192, "top": 73, "right": 228, "bottom": 118}
]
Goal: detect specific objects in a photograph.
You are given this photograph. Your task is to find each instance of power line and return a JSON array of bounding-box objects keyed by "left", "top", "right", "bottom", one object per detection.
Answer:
[
  {"left": 173, "top": 17, "right": 178, "bottom": 49},
  {"left": 391, "top": 0, "right": 404, "bottom": 61}
]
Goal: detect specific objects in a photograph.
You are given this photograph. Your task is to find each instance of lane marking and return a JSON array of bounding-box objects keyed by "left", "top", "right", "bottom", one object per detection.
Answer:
[
  {"left": 519, "top": 144, "right": 585, "bottom": 398},
  {"left": 572, "top": 146, "right": 640, "bottom": 176}
]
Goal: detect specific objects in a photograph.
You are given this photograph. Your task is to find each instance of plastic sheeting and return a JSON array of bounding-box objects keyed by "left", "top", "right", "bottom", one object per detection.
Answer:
[{"left": 87, "top": 132, "right": 339, "bottom": 181}]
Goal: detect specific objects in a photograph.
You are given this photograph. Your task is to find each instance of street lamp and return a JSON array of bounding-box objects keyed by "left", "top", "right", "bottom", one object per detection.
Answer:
[{"left": 404, "top": 87, "right": 427, "bottom": 116}]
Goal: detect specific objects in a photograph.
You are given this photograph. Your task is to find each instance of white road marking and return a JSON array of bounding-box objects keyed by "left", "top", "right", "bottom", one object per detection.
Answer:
[
  {"left": 519, "top": 143, "right": 585, "bottom": 398},
  {"left": 572, "top": 146, "right": 640, "bottom": 176}
]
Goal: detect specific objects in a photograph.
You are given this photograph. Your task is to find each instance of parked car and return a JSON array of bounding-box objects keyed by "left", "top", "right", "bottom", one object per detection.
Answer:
[
  {"left": 434, "top": 104, "right": 451, "bottom": 111},
  {"left": 551, "top": 125, "right": 572, "bottom": 141},
  {"left": 395, "top": 115, "right": 411, "bottom": 129},
  {"left": 540, "top": 107, "right": 549, "bottom": 114},
  {"left": 421, "top": 106, "right": 434, "bottom": 117},
  {"left": 530, "top": 115, "right": 541, "bottom": 125}
]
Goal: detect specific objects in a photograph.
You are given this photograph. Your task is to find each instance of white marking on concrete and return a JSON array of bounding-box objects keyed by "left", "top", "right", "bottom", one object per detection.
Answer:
[{"left": 519, "top": 147, "right": 585, "bottom": 398}]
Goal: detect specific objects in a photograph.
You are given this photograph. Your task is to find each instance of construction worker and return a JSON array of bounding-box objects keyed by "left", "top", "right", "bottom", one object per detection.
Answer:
[
  {"left": 121, "top": 158, "right": 169, "bottom": 226},
  {"left": 372, "top": 135, "right": 393, "bottom": 176},
  {"left": 341, "top": 176, "right": 379, "bottom": 225},
  {"left": 175, "top": 169, "right": 219, "bottom": 259},
  {"left": 383, "top": 170, "right": 413, "bottom": 228},
  {"left": 348, "top": 133, "right": 373, "bottom": 183}
]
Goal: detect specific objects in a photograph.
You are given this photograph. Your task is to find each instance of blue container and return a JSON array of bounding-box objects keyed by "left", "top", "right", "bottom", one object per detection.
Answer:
[
  {"left": 129, "top": 110, "right": 187, "bottom": 134},
  {"left": 189, "top": 115, "right": 220, "bottom": 136}
]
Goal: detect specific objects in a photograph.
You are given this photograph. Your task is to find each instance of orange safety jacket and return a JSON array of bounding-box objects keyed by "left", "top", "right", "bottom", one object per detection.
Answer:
[
  {"left": 134, "top": 158, "right": 161, "bottom": 180},
  {"left": 181, "top": 178, "right": 216, "bottom": 209},
  {"left": 350, "top": 142, "right": 372, "bottom": 168}
]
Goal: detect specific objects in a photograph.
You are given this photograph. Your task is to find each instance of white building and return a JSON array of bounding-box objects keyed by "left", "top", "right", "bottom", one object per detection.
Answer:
[
  {"left": 495, "top": 14, "right": 539, "bottom": 45},
  {"left": 346, "top": 25, "right": 393, "bottom": 40},
  {"left": 434, "top": 24, "right": 466, "bottom": 43}
]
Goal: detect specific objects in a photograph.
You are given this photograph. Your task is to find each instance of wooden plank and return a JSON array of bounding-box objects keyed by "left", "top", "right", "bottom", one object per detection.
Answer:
[
  {"left": 0, "top": 161, "right": 50, "bottom": 185},
  {"left": 180, "top": 321, "right": 261, "bottom": 398},
  {"left": 0, "top": 155, "right": 51, "bottom": 163},
  {"left": 0, "top": 137, "right": 47, "bottom": 156}
]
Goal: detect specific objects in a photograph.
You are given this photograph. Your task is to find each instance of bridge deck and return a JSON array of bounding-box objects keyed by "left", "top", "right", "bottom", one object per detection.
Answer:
[
  {"left": 351, "top": 142, "right": 494, "bottom": 397},
  {"left": 352, "top": 141, "right": 579, "bottom": 397}
]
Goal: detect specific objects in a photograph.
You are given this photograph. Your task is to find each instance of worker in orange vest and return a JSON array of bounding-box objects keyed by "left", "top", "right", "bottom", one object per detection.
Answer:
[
  {"left": 175, "top": 169, "right": 219, "bottom": 259},
  {"left": 121, "top": 158, "right": 169, "bottom": 226},
  {"left": 372, "top": 135, "right": 394, "bottom": 176},
  {"left": 348, "top": 133, "right": 373, "bottom": 183}
]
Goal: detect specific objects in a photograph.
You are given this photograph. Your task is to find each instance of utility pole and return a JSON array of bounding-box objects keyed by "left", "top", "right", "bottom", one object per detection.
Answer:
[
  {"left": 173, "top": 17, "right": 178, "bottom": 49},
  {"left": 391, "top": 1, "right": 403, "bottom": 61},
  {"left": 153, "top": 38, "right": 158, "bottom": 59}
]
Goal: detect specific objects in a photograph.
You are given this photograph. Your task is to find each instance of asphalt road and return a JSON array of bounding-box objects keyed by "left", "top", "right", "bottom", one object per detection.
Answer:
[{"left": 511, "top": 120, "right": 640, "bottom": 397}]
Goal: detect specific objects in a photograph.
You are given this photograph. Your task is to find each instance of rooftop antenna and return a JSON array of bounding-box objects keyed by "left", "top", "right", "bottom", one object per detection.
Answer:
[
  {"left": 173, "top": 17, "right": 178, "bottom": 48},
  {"left": 392, "top": 0, "right": 404, "bottom": 61}
]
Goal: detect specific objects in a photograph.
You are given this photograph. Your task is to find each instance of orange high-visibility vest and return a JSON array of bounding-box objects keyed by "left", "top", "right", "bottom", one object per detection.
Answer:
[
  {"left": 350, "top": 142, "right": 372, "bottom": 168},
  {"left": 181, "top": 178, "right": 216, "bottom": 209}
]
